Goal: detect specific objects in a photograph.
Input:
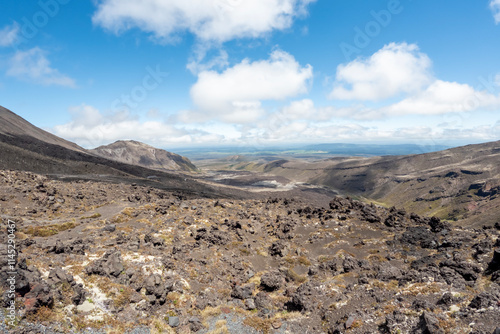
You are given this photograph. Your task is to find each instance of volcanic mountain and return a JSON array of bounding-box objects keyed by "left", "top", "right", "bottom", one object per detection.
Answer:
[
  {"left": 91, "top": 140, "right": 197, "bottom": 172},
  {"left": 0, "top": 106, "right": 221, "bottom": 198},
  {"left": 0, "top": 106, "right": 86, "bottom": 153}
]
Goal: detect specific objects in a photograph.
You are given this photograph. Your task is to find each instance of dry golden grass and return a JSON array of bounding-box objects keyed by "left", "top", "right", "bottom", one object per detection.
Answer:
[
  {"left": 243, "top": 316, "right": 273, "bottom": 334},
  {"left": 110, "top": 214, "right": 129, "bottom": 224},
  {"left": 23, "top": 221, "right": 77, "bottom": 237},
  {"left": 201, "top": 306, "right": 223, "bottom": 319},
  {"left": 402, "top": 282, "right": 443, "bottom": 296},
  {"left": 287, "top": 268, "right": 308, "bottom": 284},
  {"left": 81, "top": 213, "right": 102, "bottom": 219},
  {"left": 367, "top": 254, "right": 388, "bottom": 262},
  {"left": 298, "top": 255, "right": 311, "bottom": 266},
  {"left": 26, "top": 306, "right": 58, "bottom": 323},
  {"left": 149, "top": 317, "right": 176, "bottom": 334},
  {"left": 121, "top": 207, "right": 137, "bottom": 217},
  {"left": 207, "top": 320, "right": 229, "bottom": 334}
]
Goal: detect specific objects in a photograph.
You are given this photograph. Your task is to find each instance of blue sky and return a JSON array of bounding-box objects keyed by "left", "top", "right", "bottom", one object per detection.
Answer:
[{"left": 1, "top": 0, "right": 500, "bottom": 149}]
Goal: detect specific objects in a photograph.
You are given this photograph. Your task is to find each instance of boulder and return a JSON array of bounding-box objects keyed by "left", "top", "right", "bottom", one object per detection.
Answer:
[
  {"left": 85, "top": 250, "right": 124, "bottom": 277},
  {"left": 231, "top": 283, "right": 254, "bottom": 300},
  {"left": 260, "top": 271, "right": 283, "bottom": 291},
  {"left": 414, "top": 311, "right": 445, "bottom": 334},
  {"left": 24, "top": 283, "right": 54, "bottom": 315}
]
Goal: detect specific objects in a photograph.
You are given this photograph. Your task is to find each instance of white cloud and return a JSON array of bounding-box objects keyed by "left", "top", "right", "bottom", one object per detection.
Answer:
[
  {"left": 330, "top": 43, "right": 432, "bottom": 101},
  {"left": 382, "top": 80, "right": 500, "bottom": 116},
  {"left": 326, "top": 43, "right": 500, "bottom": 120},
  {"left": 92, "top": 0, "right": 315, "bottom": 43},
  {"left": 7, "top": 48, "right": 76, "bottom": 87},
  {"left": 280, "top": 99, "right": 355, "bottom": 121},
  {"left": 0, "top": 22, "right": 19, "bottom": 47},
  {"left": 187, "top": 48, "right": 229, "bottom": 74},
  {"left": 491, "top": 0, "right": 500, "bottom": 24},
  {"left": 186, "top": 50, "right": 313, "bottom": 123},
  {"left": 324, "top": 80, "right": 500, "bottom": 120},
  {"left": 53, "top": 104, "right": 500, "bottom": 147},
  {"left": 53, "top": 104, "right": 222, "bottom": 148}
]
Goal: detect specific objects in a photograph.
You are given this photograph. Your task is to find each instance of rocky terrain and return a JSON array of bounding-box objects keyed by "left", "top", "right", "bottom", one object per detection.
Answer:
[
  {"left": 91, "top": 141, "right": 198, "bottom": 173},
  {"left": 213, "top": 141, "right": 500, "bottom": 228},
  {"left": 1, "top": 169, "right": 499, "bottom": 333}
]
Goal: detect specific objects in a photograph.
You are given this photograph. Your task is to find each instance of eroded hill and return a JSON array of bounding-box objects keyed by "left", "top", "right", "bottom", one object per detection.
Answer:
[
  {"left": 91, "top": 140, "right": 198, "bottom": 172},
  {"left": 215, "top": 141, "right": 500, "bottom": 228}
]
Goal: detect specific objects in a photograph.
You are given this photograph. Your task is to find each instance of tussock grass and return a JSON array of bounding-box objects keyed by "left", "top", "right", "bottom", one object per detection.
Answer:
[{"left": 23, "top": 221, "right": 77, "bottom": 237}]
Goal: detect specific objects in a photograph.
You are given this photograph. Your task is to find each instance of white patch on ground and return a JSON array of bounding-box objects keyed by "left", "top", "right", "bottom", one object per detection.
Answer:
[
  {"left": 160, "top": 227, "right": 173, "bottom": 234},
  {"left": 39, "top": 268, "right": 50, "bottom": 279},
  {"left": 123, "top": 253, "right": 157, "bottom": 263},
  {"left": 123, "top": 252, "right": 163, "bottom": 275},
  {"left": 334, "top": 300, "right": 348, "bottom": 308},
  {"left": 179, "top": 278, "right": 191, "bottom": 291},
  {"left": 87, "top": 252, "right": 103, "bottom": 261},
  {"left": 72, "top": 274, "right": 108, "bottom": 321},
  {"left": 247, "top": 181, "right": 298, "bottom": 193},
  {"left": 76, "top": 300, "right": 96, "bottom": 313},
  {"left": 62, "top": 260, "right": 89, "bottom": 273}
]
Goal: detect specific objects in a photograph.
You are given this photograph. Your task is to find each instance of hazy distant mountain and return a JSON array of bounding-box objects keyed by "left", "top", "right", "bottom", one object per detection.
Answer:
[
  {"left": 91, "top": 140, "right": 197, "bottom": 172},
  {"left": 304, "top": 143, "right": 450, "bottom": 156}
]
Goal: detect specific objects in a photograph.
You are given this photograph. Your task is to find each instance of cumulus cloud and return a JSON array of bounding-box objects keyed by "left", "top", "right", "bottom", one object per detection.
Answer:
[
  {"left": 382, "top": 80, "right": 500, "bottom": 116},
  {"left": 53, "top": 104, "right": 222, "bottom": 148},
  {"left": 93, "top": 0, "right": 315, "bottom": 43},
  {"left": 327, "top": 43, "right": 500, "bottom": 120},
  {"left": 280, "top": 99, "right": 358, "bottom": 121},
  {"left": 185, "top": 50, "right": 313, "bottom": 123},
  {"left": 330, "top": 43, "right": 432, "bottom": 101},
  {"left": 491, "top": 0, "right": 500, "bottom": 24},
  {"left": 7, "top": 48, "right": 76, "bottom": 87},
  {"left": 0, "top": 22, "right": 19, "bottom": 47}
]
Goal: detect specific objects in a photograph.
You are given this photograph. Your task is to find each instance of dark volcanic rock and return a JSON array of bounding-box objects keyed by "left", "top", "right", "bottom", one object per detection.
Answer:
[
  {"left": 436, "top": 292, "right": 459, "bottom": 307},
  {"left": 401, "top": 226, "right": 438, "bottom": 249},
  {"left": 254, "top": 291, "right": 273, "bottom": 310},
  {"left": 189, "top": 317, "right": 204, "bottom": 332},
  {"left": 260, "top": 271, "right": 283, "bottom": 291},
  {"left": 377, "top": 263, "right": 403, "bottom": 282},
  {"left": 231, "top": 283, "right": 255, "bottom": 300},
  {"left": 485, "top": 249, "right": 500, "bottom": 278},
  {"left": 288, "top": 282, "right": 319, "bottom": 312},
  {"left": 24, "top": 283, "right": 54, "bottom": 315},
  {"left": 342, "top": 254, "right": 360, "bottom": 273},
  {"left": 468, "top": 291, "right": 500, "bottom": 309},
  {"left": 414, "top": 311, "right": 445, "bottom": 334},
  {"left": 144, "top": 232, "right": 165, "bottom": 247},
  {"left": 47, "top": 238, "right": 87, "bottom": 255},
  {"left": 360, "top": 203, "right": 381, "bottom": 223},
  {"left": 439, "top": 259, "right": 482, "bottom": 281},
  {"left": 47, "top": 267, "right": 73, "bottom": 286},
  {"left": 194, "top": 227, "right": 230, "bottom": 246},
  {"left": 268, "top": 240, "right": 289, "bottom": 257},
  {"left": 85, "top": 250, "right": 124, "bottom": 277},
  {"left": 428, "top": 216, "right": 451, "bottom": 233}
]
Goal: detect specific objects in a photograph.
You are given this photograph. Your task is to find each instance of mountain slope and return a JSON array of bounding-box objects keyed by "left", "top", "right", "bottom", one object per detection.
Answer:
[
  {"left": 91, "top": 140, "right": 197, "bottom": 172},
  {"left": 253, "top": 141, "right": 500, "bottom": 227},
  {"left": 0, "top": 106, "right": 87, "bottom": 153},
  {"left": 0, "top": 106, "right": 233, "bottom": 199}
]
